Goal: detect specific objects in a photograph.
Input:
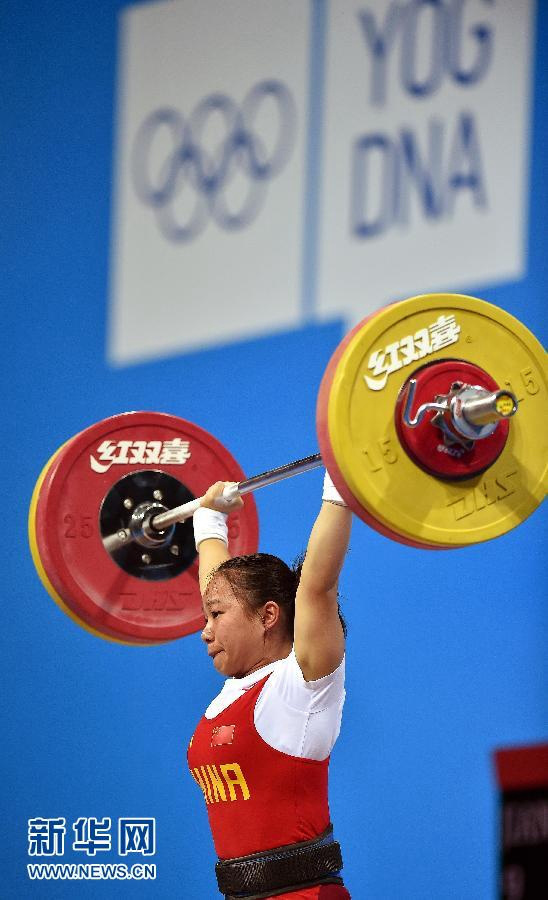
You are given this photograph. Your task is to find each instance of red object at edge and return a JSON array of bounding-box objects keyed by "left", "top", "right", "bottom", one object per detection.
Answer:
[{"left": 494, "top": 742, "right": 548, "bottom": 791}]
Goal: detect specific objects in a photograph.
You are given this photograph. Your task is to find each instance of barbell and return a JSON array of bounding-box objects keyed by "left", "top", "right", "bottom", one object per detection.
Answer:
[{"left": 28, "top": 294, "right": 547, "bottom": 645}]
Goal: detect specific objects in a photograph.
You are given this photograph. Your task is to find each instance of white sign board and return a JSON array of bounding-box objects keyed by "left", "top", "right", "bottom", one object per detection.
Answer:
[
  {"left": 109, "top": 0, "right": 310, "bottom": 364},
  {"left": 317, "top": 0, "right": 534, "bottom": 322}
]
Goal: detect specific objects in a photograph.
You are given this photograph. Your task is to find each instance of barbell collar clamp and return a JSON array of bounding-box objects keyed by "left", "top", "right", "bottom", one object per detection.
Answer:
[
  {"left": 403, "top": 380, "right": 518, "bottom": 436},
  {"left": 130, "top": 501, "right": 175, "bottom": 548},
  {"left": 402, "top": 380, "right": 448, "bottom": 427}
]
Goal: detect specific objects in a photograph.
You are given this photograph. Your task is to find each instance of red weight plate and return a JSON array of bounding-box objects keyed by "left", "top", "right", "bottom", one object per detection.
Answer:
[
  {"left": 34, "top": 412, "right": 259, "bottom": 643},
  {"left": 394, "top": 359, "right": 510, "bottom": 480},
  {"left": 316, "top": 306, "right": 454, "bottom": 550},
  {"left": 29, "top": 437, "right": 145, "bottom": 645}
]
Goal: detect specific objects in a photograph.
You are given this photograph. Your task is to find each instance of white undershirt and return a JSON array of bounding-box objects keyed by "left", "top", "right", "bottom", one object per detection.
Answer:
[{"left": 204, "top": 648, "right": 345, "bottom": 761}]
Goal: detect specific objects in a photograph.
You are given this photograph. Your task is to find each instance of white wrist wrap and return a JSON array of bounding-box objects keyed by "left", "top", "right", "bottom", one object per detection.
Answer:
[
  {"left": 193, "top": 506, "right": 228, "bottom": 549},
  {"left": 322, "top": 470, "right": 347, "bottom": 506}
]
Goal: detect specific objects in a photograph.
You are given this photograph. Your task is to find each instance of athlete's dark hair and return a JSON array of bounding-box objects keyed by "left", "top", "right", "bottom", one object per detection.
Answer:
[{"left": 214, "top": 552, "right": 347, "bottom": 640}]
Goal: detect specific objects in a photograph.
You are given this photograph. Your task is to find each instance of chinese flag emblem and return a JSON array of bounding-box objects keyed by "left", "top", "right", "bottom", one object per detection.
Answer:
[{"left": 211, "top": 725, "right": 235, "bottom": 747}]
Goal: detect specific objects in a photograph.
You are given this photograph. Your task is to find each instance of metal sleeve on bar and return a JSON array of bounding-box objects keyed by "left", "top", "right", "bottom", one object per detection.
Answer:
[
  {"left": 462, "top": 390, "right": 518, "bottom": 426},
  {"left": 149, "top": 497, "right": 202, "bottom": 532}
]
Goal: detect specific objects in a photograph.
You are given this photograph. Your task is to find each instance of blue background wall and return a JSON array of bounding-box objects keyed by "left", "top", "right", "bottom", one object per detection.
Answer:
[{"left": 3, "top": 1, "right": 546, "bottom": 897}]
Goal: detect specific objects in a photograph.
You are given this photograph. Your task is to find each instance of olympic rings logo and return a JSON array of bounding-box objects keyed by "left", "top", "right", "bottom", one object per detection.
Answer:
[{"left": 131, "top": 80, "right": 297, "bottom": 243}]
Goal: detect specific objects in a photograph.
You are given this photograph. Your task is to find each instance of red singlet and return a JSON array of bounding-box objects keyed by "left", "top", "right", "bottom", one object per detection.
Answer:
[{"left": 187, "top": 674, "right": 350, "bottom": 898}]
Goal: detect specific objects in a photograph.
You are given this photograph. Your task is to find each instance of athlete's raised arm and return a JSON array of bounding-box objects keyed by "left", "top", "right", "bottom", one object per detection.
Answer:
[{"left": 293, "top": 473, "right": 352, "bottom": 681}]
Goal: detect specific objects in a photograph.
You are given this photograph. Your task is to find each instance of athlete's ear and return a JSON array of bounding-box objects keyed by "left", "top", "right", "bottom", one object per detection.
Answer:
[{"left": 261, "top": 601, "right": 280, "bottom": 630}]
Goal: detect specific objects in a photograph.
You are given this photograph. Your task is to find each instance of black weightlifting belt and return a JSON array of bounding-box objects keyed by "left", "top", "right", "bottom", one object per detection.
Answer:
[{"left": 215, "top": 824, "right": 344, "bottom": 899}]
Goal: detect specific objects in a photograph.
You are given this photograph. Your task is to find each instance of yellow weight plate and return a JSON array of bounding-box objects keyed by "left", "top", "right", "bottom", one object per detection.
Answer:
[
  {"left": 28, "top": 440, "right": 147, "bottom": 646},
  {"left": 318, "top": 294, "right": 547, "bottom": 547}
]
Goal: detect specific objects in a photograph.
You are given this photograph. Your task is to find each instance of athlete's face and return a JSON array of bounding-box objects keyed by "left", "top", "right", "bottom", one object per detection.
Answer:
[{"left": 201, "top": 574, "right": 265, "bottom": 678}]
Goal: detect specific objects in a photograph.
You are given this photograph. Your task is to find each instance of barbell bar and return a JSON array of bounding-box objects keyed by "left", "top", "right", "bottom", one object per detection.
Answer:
[{"left": 29, "top": 293, "right": 547, "bottom": 644}]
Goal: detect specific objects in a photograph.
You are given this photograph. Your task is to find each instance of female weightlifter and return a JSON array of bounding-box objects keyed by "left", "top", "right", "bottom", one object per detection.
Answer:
[{"left": 187, "top": 472, "right": 352, "bottom": 900}]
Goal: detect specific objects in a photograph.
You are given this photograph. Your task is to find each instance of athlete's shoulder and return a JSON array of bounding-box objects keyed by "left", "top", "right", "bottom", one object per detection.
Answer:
[{"left": 264, "top": 646, "right": 345, "bottom": 708}]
